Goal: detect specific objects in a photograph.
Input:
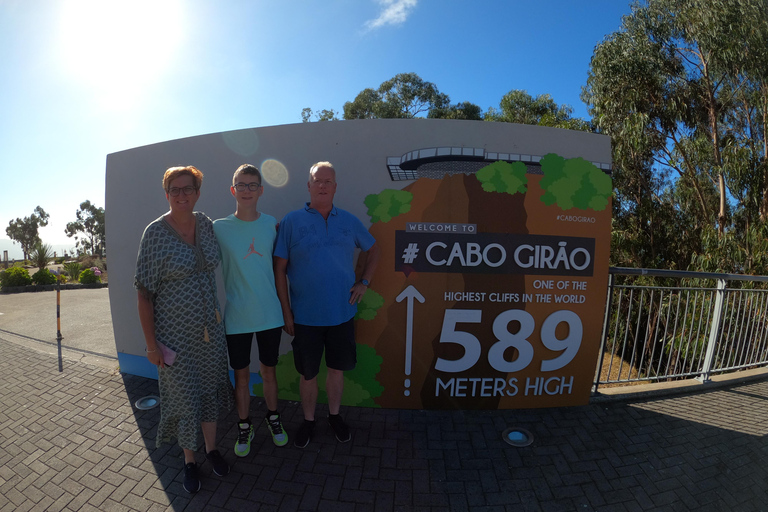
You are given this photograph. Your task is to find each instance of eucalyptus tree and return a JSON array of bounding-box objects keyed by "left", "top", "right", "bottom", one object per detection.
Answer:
[
  {"left": 485, "top": 90, "right": 592, "bottom": 132},
  {"left": 301, "top": 108, "right": 340, "bottom": 122},
  {"left": 65, "top": 200, "right": 105, "bottom": 257},
  {"left": 342, "top": 72, "right": 451, "bottom": 119},
  {"left": 5, "top": 206, "right": 49, "bottom": 261},
  {"left": 428, "top": 101, "right": 483, "bottom": 120},
  {"left": 583, "top": 0, "right": 768, "bottom": 241}
]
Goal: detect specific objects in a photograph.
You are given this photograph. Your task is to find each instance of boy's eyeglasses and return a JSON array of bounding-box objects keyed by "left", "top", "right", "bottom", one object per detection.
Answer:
[{"left": 234, "top": 182, "right": 262, "bottom": 191}]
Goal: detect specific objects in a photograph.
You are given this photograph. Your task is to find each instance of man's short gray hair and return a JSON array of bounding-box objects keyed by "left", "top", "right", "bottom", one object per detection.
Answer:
[{"left": 310, "top": 161, "right": 335, "bottom": 179}]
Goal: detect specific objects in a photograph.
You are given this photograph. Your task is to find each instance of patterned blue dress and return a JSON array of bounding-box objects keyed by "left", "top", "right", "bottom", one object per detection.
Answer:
[{"left": 135, "top": 212, "right": 233, "bottom": 449}]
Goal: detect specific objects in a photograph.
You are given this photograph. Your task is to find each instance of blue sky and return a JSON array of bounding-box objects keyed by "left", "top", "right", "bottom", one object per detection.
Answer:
[{"left": 0, "top": 0, "right": 633, "bottom": 259}]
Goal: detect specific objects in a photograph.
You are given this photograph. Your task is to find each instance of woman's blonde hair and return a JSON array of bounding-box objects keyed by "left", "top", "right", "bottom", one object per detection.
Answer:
[{"left": 162, "top": 165, "right": 203, "bottom": 191}]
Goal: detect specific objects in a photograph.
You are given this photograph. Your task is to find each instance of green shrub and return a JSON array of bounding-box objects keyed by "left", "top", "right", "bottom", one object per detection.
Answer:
[
  {"left": 63, "top": 262, "right": 82, "bottom": 282},
  {"left": 79, "top": 256, "right": 106, "bottom": 271},
  {"left": 30, "top": 243, "right": 53, "bottom": 271},
  {"left": 31, "top": 268, "right": 57, "bottom": 285},
  {"left": 0, "top": 267, "right": 33, "bottom": 288},
  {"left": 54, "top": 257, "right": 66, "bottom": 264},
  {"left": 79, "top": 268, "right": 101, "bottom": 284}
]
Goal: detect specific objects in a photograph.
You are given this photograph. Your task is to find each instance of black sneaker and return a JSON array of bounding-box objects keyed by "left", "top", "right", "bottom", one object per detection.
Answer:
[
  {"left": 205, "top": 449, "right": 230, "bottom": 476},
  {"left": 328, "top": 414, "right": 351, "bottom": 443},
  {"left": 294, "top": 419, "right": 315, "bottom": 448},
  {"left": 183, "top": 462, "right": 201, "bottom": 493}
]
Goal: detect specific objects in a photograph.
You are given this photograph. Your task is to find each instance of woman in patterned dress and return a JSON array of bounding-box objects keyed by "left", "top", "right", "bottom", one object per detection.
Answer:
[{"left": 135, "top": 166, "right": 234, "bottom": 494}]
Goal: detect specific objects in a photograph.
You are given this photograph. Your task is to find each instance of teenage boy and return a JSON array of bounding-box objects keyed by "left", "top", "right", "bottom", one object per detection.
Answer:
[{"left": 214, "top": 164, "right": 287, "bottom": 455}]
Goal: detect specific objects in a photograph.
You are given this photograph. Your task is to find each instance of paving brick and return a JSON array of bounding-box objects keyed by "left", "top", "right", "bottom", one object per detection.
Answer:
[{"left": 2, "top": 335, "right": 768, "bottom": 512}]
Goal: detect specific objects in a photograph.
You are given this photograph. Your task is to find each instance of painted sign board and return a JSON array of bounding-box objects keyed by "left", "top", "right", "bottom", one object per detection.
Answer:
[{"left": 106, "top": 119, "right": 611, "bottom": 409}]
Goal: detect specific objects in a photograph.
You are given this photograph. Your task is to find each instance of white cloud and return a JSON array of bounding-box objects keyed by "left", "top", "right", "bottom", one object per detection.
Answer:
[{"left": 364, "top": 0, "right": 418, "bottom": 31}]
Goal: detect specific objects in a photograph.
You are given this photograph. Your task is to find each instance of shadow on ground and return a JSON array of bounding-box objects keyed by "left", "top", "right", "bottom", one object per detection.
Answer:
[{"left": 121, "top": 370, "right": 768, "bottom": 511}]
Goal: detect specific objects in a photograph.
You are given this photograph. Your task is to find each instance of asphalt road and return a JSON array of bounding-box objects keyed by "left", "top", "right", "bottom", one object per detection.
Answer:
[{"left": 0, "top": 287, "right": 118, "bottom": 370}]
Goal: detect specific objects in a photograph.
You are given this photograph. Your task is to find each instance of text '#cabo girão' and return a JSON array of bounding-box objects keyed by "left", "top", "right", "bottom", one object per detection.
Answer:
[{"left": 395, "top": 231, "right": 595, "bottom": 277}]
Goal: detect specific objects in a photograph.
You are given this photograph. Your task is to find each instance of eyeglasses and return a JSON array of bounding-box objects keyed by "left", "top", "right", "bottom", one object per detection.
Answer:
[
  {"left": 234, "top": 182, "right": 262, "bottom": 191},
  {"left": 167, "top": 186, "right": 197, "bottom": 197}
]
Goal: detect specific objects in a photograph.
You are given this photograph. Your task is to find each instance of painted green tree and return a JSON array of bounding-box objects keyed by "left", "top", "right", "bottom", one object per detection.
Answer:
[
  {"left": 355, "top": 288, "right": 385, "bottom": 321},
  {"left": 364, "top": 189, "right": 413, "bottom": 223},
  {"left": 252, "top": 344, "right": 384, "bottom": 407},
  {"left": 539, "top": 154, "right": 612, "bottom": 211},
  {"left": 476, "top": 161, "right": 527, "bottom": 194}
]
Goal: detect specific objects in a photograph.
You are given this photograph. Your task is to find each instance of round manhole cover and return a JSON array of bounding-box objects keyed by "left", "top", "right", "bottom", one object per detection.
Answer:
[
  {"left": 135, "top": 395, "right": 161, "bottom": 410},
  {"left": 502, "top": 427, "right": 533, "bottom": 447}
]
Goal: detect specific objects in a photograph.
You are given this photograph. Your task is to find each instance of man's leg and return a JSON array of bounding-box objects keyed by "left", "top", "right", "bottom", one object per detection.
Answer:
[
  {"left": 299, "top": 375, "right": 318, "bottom": 420},
  {"left": 326, "top": 368, "right": 350, "bottom": 442},
  {"left": 326, "top": 368, "right": 344, "bottom": 415},
  {"left": 292, "top": 324, "right": 323, "bottom": 448},
  {"left": 292, "top": 375, "right": 318, "bottom": 448},
  {"left": 324, "top": 320, "right": 354, "bottom": 443}
]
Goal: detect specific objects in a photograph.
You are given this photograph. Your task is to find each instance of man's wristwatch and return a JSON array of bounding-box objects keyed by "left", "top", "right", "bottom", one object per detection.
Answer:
[{"left": 360, "top": 279, "right": 370, "bottom": 286}]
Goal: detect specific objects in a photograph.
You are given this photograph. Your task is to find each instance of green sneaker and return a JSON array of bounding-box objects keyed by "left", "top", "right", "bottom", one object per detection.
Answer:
[
  {"left": 234, "top": 421, "right": 254, "bottom": 457},
  {"left": 264, "top": 413, "right": 288, "bottom": 446}
]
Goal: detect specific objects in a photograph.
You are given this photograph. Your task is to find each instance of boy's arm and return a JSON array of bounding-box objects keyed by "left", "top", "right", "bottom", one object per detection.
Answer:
[{"left": 274, "top": 256, "right": 294, "bottom": 336}]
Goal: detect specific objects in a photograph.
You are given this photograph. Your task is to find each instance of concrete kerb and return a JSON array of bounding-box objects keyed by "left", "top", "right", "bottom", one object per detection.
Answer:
[
  {"left": 591, "top": 366, "right": 768, "bottom": 403},
  {"left": 0, "top": 282, "right": 108, "bottom": 293}
]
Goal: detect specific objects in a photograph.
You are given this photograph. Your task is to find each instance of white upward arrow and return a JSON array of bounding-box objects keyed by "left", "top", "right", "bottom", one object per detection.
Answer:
[{"left": 395, "top": 285, "right": 425, "bottom": 376}]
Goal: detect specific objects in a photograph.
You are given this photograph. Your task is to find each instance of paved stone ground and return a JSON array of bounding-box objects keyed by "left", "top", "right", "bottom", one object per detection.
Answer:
[{"left": 1, "top": 338, "right": 767, "bottom": 512}]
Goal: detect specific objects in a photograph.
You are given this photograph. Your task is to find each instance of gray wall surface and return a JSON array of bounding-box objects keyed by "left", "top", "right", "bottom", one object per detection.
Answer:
[{"left": 106, "top": 119, "right": 611, "bottom": 374}]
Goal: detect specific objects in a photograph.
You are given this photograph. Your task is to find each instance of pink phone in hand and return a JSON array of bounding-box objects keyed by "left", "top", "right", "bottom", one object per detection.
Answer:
[{"left": 157, "top": 342, "right": 177, "bottom": 366}]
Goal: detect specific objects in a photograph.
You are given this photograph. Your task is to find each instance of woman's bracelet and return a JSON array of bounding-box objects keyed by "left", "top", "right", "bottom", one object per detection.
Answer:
[{"left": 145, "top": 348, "right": 157, "bottom": 353}]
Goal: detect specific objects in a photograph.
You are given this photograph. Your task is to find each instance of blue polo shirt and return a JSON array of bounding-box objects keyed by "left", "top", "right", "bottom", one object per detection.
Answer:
[{"left": 274, "top": 203, "right": 376, "bottom": 326}]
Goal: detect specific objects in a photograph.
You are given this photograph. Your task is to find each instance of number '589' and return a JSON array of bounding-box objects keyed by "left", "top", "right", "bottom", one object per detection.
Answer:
[{"left": 435, "top": 309, "right": 582, "bottom": 373}]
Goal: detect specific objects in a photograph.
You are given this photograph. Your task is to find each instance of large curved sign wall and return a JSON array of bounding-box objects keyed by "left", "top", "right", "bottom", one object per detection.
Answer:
[{"left": 106, "top": 119, "right": 611, "bottom": 409}]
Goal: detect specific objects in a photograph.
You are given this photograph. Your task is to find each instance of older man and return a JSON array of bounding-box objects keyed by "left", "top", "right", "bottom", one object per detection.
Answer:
[{"left": 274, "top": 161, "right": 380, "bottom": 448}]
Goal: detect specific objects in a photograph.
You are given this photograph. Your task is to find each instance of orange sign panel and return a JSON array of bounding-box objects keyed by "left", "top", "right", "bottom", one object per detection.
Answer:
[{"left": 355, "top": 155, "right": 611, "bottom": 409}]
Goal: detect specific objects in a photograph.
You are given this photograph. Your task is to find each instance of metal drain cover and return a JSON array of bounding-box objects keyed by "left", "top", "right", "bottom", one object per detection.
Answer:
[
  {"left": 502, "top": 427, "right": 533, "bottom": 447},
  {"left": 135, "top": 395, "right": 160, "bottom": 410}
]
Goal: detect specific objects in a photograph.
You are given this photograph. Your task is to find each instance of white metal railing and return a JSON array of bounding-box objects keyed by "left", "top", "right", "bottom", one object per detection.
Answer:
[{"left": 594, "top": 267, "right": 768, "bottom": 391}]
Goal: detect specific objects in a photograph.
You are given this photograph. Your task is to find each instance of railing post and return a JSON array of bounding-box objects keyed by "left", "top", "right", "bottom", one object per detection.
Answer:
[
  {"left": 593, "top": 272, "right": 614, "bottom": 393},
  {"left": 698, "top": 278, "right": 727, "bottom": 383},
  {"left": 57, "top": 277, "right": 63, "bottom": 372}
]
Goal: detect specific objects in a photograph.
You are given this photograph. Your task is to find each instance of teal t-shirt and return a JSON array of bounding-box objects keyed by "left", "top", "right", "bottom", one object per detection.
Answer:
[{"left": 213, "top": 213, "right": 284, "bottom": 334}]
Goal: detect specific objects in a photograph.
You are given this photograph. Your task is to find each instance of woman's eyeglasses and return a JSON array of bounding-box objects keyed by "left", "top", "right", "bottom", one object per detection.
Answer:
[{"left": 167, "top": 186, "right": 197, "bottom": 197}]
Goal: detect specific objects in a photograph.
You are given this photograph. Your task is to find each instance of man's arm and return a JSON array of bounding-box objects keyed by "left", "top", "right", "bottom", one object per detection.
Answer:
[
  {"left": 273, "top": 256, "right": 294, "bottom": 336},
  {"left": 349, "top": 242, "right": 381, "bottom": 304}
]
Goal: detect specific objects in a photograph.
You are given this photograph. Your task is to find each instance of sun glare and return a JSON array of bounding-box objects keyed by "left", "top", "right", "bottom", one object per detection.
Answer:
[{"left": 56, "top": 0, "right": 184, "bottom": 109}]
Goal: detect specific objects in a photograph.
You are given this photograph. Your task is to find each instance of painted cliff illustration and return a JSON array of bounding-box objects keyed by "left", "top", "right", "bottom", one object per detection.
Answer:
[{"left": 257, "top": 151, "right": 611, "bottom": 410}]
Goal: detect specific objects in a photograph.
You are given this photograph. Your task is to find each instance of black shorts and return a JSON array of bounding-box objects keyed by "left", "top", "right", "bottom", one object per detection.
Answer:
[
  {"left": 226, "top": 327, "right": 283, "bottom": 370},
  {"left": 292, "top": 319, "right": 356, "bottom": 380}
]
